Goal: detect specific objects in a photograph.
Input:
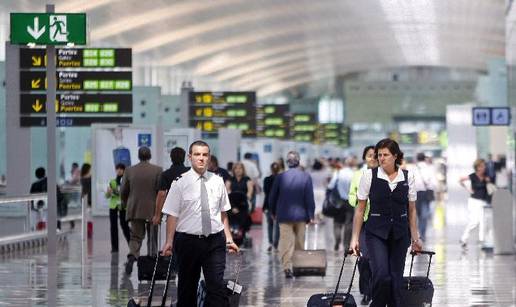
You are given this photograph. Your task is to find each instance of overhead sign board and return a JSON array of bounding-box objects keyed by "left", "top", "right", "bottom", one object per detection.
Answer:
[
  {"left": 189, "top": 91, "right": 256, "bottom": 137},
  {"left": 20, "top": 48, "right": 132, "bottom": 68},
  {"left": 290, "top": 113, "right": 317, "bottom": 143},
  {"left": 472, "top": 107, "right": 511, "bottom": 126},
  {"left": 490, "top": 107, "right": 511, "bottom": 126},
  {"left": 20, "top": 71, "right": 132, "bottom": 91},
  {"left": 10, "top": 13, "right": 86, "bottom": 45},
  {"left": 20, "top": 93, "right": 132, "bottom": 114},
  {"left": 256, "top": 104, "right": 290, "bottom": 139},
  {"left": 20, "top": 116, "right": 132, "bottom": 127}
]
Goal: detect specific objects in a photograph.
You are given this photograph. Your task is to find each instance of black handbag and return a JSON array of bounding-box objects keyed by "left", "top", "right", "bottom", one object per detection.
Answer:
[{"left": 322, "top": 179, "right": 346, "bottom": 217}]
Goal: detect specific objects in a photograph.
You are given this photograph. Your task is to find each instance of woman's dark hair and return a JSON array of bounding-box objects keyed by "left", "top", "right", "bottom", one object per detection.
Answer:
[
  {"left": 80, "top": 163, "right": 91, "bottom": 177},
  {"left": 375, "top": 138, "right": 404, "bottom": 167},
  {"left": 362, "top": 145, "right": 375, "bottom": 161},
  {"left": 312, "top": 159, "right": 323, "bottom": 170},
  {"left": 270, "top": 162, "right": 280, "bottom": 175}
]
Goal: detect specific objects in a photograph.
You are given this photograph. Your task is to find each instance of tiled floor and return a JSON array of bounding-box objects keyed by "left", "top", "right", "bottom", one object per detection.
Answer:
[{"left": 0, "top": 214, "right": 515, "bottom": 306}]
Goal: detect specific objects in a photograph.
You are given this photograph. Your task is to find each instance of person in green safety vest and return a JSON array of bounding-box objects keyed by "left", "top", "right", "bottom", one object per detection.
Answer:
[
  {"left": 348, "top": 145, "right": 377, "bottom": 305},
  {"left": 106, "top": 163, "right": 131, "bottom": 253}
]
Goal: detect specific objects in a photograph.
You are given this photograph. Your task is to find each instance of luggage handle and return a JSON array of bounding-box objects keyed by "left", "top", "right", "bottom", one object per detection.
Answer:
[
  {"left": 330, "top": 250, "right": 358, "bottom": 306},
  {"left": 304, "top": 223, "right": 319, "bottom": 250},
  {"left": 229, "top": 251, "right": 244, "bottom": 295},
  {"left": 408, "top": 250, "right": 435, "bottom": 288},
  {"left": 146, "top": 223, "right": 175, "bottom": 307}
]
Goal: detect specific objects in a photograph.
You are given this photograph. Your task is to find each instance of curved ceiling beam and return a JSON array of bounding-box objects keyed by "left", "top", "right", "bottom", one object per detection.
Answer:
[
  {"left": 56, "top": 0, "right": 118, "bottom": 13},
  {"left": 194, "top": 41, "right": 314, "bottom": 76},
  {"left": 131, "top": 0, "right": 339, "bottom": 53},
  {"left": 195, "top": 27, "right": 502, "bottom": 79},
  {"left": 161, "top": 17, "right": 370, "bottom": 66},
  {"left": 91, "top": 0, "right": 241, "bottom": 41},
  {"left": 255, "top": 58, "right": 485, "bottom": 97},
  {"left": 161, "top": 18, "right": 503, "bottom": 67},
  {"left": 230, "top": 44, "right": 382, "bottom": 88},
  {"left": 215, "top": 37, "right": 496, "bottom": 86},
  {"left": 239, "top": 50, "right": 488, "bottom": 92}
]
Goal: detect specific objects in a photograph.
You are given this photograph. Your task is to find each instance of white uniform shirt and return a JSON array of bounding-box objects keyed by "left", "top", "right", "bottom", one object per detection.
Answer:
[
  {"left": 242, "top": 159, "right": 260, "bottom": 180},
  {"left": 162, "top": 169, "right": 231, "bottom": 235},
  {"left": 410, "top": 161, "right": 437, "bottom": 192},
  {"left": 357, "top": 167, "right": 417, "bottom": 202}
]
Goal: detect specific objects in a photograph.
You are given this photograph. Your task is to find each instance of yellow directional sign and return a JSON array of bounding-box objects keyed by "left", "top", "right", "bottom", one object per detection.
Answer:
[
  {"left": 31, "top": 78, "right": 41, "bottom": 89},
  {"left": 32, "top": 99, "right": 43, "bottom": 112},
  {"left": 32, "top": 56, "right": 42, "bottom": 66}
]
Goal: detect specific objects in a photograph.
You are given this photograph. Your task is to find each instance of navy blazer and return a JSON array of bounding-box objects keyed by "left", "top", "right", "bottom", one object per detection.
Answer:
[{"left": 269, "top": 167, "right": 315, "bottom": 223}]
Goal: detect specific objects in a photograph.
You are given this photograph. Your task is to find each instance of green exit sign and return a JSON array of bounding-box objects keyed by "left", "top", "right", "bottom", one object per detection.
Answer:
[{"left": 10, "top": 13, "right": 86, "bottom": 45}]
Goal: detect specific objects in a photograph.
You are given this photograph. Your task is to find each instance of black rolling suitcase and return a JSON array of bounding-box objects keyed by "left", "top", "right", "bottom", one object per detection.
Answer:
[
  {"left": 137, "top": 223, "right": 176, "bottom": 282},
  {"left": 307, "top": 250, "right": 357, "bottom": 307},
  {"left": 197, "top": 252, "right": 244, "bottom": 307},
  {"left": 127, "top": 252, "right": 175, "bottom": 307},
  {"left": 128, "top": 223, "right": 175, "bottom": 307},
  {"left": 400, "top": 250, "right": 435, "bottom": 307}
]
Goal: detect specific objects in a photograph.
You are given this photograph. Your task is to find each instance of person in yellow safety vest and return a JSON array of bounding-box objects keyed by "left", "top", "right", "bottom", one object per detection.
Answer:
[
  {"left": 348, "top": 145, "right": 377, "bottom": 305},
  {"left": 106, "top": 163, "right": 131, "bottom": 253}
]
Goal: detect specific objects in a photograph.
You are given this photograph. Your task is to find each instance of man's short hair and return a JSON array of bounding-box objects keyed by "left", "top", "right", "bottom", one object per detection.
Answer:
[
  {"left": 35, "top": 167, "right": 46, "bottom": 179},
  {"left": 188, "top": 140, "right": 210, "bottom": 154},
  {"left": 170, "top": 147, "right": 186, "bottom": 164},
  {"left": 115, "top": 163, "right": 126, "bottom": 170},
  {"left": 286, "top": 151, "right": 300, "bottom": 168},
  {"left": 138, "top": 146, "right": 152, "bottom": 161},
  {"left": 244, "top": 152, "right": 252, "bottom": 159},
  {"left": 416, "top": 152, "right": 426, "bottom": 162}
]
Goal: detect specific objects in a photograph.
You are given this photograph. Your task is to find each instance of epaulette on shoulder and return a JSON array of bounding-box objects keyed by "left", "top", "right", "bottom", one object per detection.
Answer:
[{"left": 173, "top": 174, "right": 185, "bottom": 182}]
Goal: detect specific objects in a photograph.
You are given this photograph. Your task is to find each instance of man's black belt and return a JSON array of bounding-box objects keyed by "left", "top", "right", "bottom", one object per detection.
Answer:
[{"left": 176, "top": 230, "right": 223, "bottom": 239}]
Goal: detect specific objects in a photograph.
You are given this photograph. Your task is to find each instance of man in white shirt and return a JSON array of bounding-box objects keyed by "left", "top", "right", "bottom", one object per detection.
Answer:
[
  {"left": 411, "top": 153, "right": 437, "bottom": 242},
  {"left": 161, "top": 140, "right": 239, "bottom": 307},
  {"left": 242, "top": 152, "right": 261, "bottom": 211}
]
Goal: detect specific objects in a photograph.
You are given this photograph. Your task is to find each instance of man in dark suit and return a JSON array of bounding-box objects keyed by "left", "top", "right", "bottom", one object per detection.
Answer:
[
  {"left": 121, "top": 146, "right": 163, "bottom": 275},
  {"left": 270, "top": 151, "right": 315, "bottom": 278}
]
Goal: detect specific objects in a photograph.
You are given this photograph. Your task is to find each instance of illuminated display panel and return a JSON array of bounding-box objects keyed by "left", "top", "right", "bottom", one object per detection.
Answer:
[
  {"left": 256, "top": 104, "right": 290, "bottom": 139},
  {"left": 189, "top": 91, "right": 256, "bottom": 137},
  {"left": 290, "top": 113, "right": 317, "bottom": 143},
  {"left": 317, "top": 123, "right": 351, "bottom": 147}
]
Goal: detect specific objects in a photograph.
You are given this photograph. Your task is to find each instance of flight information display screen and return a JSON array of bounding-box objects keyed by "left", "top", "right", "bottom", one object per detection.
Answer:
[
  {"left": 189, "top": 91, "right": 256, "bottom": 137},
  {"left": 290, "top": 113, "right": 317, "bottom": 143},
  {"left": 318, "top": 123, "right": 351, "bottom": 147},
  {"left": 256, "top": 104, "right": 290, "bottom": 139}
]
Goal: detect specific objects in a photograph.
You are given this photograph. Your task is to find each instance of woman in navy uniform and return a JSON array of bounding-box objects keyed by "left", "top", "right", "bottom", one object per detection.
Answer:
[{"left": 350, "top": 138, "right": 422, "bottom": 307}]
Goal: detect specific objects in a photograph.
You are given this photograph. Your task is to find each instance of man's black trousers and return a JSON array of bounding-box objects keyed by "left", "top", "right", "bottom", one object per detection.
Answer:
[{"left": 175, "top": 231, "right": 228, "bottom": 307}]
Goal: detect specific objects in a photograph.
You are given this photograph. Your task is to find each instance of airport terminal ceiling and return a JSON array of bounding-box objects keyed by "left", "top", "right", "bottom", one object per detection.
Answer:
[{"left": 0, "top": 0, "right": 508, "bottom": 97}]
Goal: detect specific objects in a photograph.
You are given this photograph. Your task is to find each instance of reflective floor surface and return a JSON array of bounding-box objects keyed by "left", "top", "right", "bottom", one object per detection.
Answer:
[{"left": 0, "top": 212, "right": 515, "bottom": 306}]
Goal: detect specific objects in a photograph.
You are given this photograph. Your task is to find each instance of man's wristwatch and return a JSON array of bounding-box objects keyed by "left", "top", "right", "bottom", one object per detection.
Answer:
[
  {"left": 226, "top": 241, "right": 234, "bottom": 245},
  {"left": 411, "top": 238, "right": 420, "bottom": 244}
]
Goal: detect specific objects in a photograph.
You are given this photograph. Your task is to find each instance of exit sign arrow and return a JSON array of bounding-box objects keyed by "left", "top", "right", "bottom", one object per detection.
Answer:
[
  {"left": 10, "top": 13, "right": 86, "bottom": 45},
  {"left": 27, "top": 17, "right": 45, "bottom": 39}
]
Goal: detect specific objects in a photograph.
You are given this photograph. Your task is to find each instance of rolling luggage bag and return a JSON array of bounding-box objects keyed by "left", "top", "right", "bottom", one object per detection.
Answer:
[
  {"left": 292, "top": 224, "right": 327, "bottom": 277},
  {"left": 197, "top": 252, "right": 244, "bottom": 307},
  {"left": 127, "top": 252, "right": 175, "bottom": 307},
  {"left": 137, "top": 223, "right": 176, "bottom": 281},
  {"left": 400, "top": 250, "right": 435, "bottom": 307},
  {"left": 307, "top": 250, "right": 357, "bottom": 307}
]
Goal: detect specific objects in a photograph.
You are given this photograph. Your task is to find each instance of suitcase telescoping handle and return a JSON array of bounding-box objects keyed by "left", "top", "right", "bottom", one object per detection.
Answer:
[
  {"left": 408, "top": 250, "right": 435, "bottom": 280},
  {"left": 229, "top": 250, "right": 244, "bottom": 294},
  {"left": 147, "top": 223, "right": 162, "bottom": 307},
  {"left": 330, "top": 250, "right": 358, "bottom": 306}
]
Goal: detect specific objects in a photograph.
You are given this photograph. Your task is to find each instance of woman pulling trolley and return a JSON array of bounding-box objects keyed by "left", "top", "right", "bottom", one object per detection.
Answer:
[{"left": 350, "top": 138, "right": 422, "bottom": 307}]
